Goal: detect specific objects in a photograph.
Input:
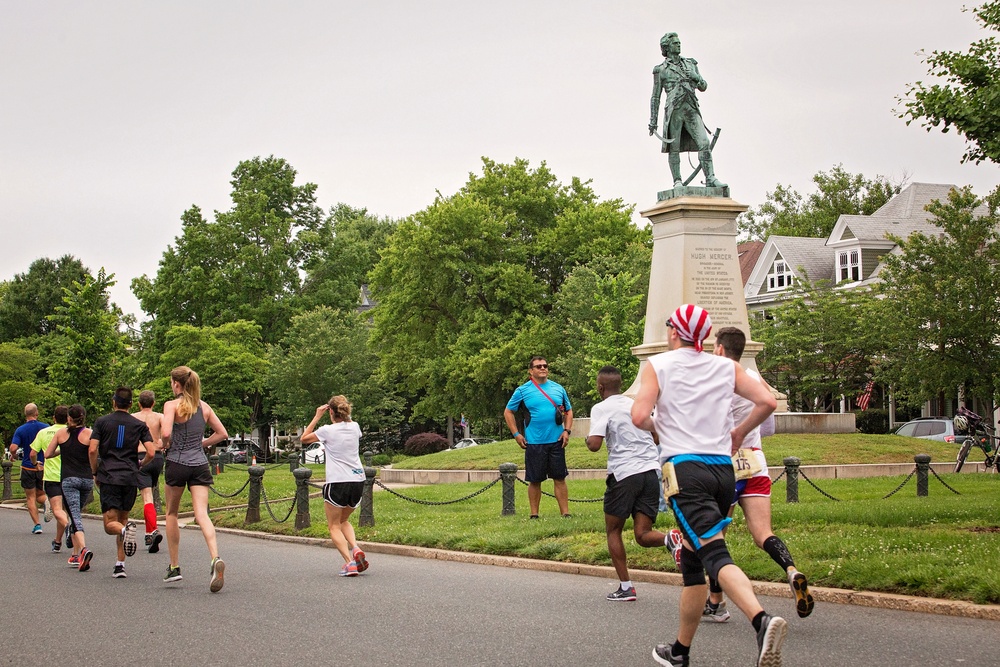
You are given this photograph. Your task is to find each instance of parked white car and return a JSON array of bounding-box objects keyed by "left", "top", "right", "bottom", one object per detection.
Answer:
[{"left": 302, "top": 442, "right": 325, "bottom": 464}]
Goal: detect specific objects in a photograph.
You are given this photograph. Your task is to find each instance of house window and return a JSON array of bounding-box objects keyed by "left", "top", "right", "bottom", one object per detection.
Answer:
[
  {"left": 767, "top": 260, "right": 793, "bottom": 291},
  {"left": 838, "top": 250, "right": 860, "bottom": 282}
]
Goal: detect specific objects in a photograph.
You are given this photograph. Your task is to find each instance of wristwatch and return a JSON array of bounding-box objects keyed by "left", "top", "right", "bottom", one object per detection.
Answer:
[{"left": 564, "top": 429, "right": 572, "bottom": 435}]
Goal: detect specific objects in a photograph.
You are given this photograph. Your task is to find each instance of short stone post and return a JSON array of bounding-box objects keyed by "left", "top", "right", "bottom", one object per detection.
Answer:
[
  {"left": 363, "top": 450, "right": 374, "bottom": 467},
  {"left": 293, "top": 467, "right": 312, "bottom": 530},
  {"left": 289, "top": 452, "right": 299, "bottom": 473},
  {"left": 359, "top": 466, "right": 376, "bottom": 527},
  {"left": 244, "top": 465, "right": 265, "bottom": 524},
  {"left": 499, "top": 463, "right": 519, "bottom": 516},
  {"left": 915, "top": 454, "right": 931, "bottom": 497},
  {"left": 783, "top": 457, "right": 801, "bottom": 503},
  {"left": 209, "top": 454, "right": 220, "bottom": 477},
  {"left": 218, "top": 451, "right": 227, "bottom": 473},
  {"left": 1, "top": 459, "right": 12, "bottom": 500}
]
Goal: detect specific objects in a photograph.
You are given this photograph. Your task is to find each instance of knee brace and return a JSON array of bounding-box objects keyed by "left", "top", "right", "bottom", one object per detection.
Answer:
[
  {"left": 679, "top": 545, "right": 706, "bottom": 587},
  {"left": 696, "top": 540, "right": 735, "bottom": 582}
]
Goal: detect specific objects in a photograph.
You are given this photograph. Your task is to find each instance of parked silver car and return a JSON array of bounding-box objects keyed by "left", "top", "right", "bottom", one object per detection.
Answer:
[{"left": 892, "top": 417, "right": 957, "bottom": 443}]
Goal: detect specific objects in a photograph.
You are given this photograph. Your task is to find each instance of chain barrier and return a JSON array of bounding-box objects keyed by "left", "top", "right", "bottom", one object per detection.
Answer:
[
  {"left": 260, "top": 485, "right": 296, "bottom": 523},
  {"left": 881, "top": 468, "right": 916, "bottom": 499},
  {"left": 928, "top": 467, "right": 962, "bottom": 495},
  {"left": 208, "top": 478, "right": 251, "bottom": 499},
  {"left": 373, "top": 477, "right": 502, "bottom": 505},
  {"left": 514, "top": 477, "right": 603, "bottom": 503},
  {"left": 771, "top": 469, "right": 786, "bottom": 483},
  {"left": 797, "top": 469, "right": 840, "bottom": 501}
]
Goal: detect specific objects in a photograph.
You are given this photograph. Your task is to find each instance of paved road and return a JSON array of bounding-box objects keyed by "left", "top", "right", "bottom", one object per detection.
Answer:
[{"left": 1, "top": 508, "right": 995, "bottom": 666}]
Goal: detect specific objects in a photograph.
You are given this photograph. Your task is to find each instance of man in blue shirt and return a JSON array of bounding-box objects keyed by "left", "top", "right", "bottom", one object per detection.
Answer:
[
  {"left": 9, "top": 403, "right": 50, "bottom": 534},
  {"left": 503, "top": 356, "right": 573, "bottom": 518}
]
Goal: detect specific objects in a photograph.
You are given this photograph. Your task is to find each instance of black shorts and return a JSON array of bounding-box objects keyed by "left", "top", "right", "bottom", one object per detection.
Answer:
[
  {"left": 43, "top": 481, "right": 63, "bottom": 499},
  {"left": 524, "top": 442, "right": 568, "bottom": 483},
  {"left": 323, "top": 481, "right": 364, "bottom": 508},
  {"left": 99, "top": 483, "right": 138, "bottom": 513},
  {"left": 604, "top": 469, "right": 660, "bottom": 520},
  {"left": 20, "top": 468, "right": 43, "bottom": 490},
  {"left": 668, "top": 458, "right": 736, "bottom": 547},
  {"left": 164, "top": 461, "right": 214, "bottom": 489},
  {"left": 137, "top": 454, "right": 164, "bottom": 490}
]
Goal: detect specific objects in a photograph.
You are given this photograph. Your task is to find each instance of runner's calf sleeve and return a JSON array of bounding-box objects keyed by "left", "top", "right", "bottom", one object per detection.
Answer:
[
  {"left": 679, "top": 546, "right": 706, "bottom": 586},
  {"left": 696, "top": 540, "right": 735, "bottom": 582},
  {"left": 144, "top": 503, "right": 157, "bottom": 533},
  {"left": 762, "top": 535, "right": 795, "bottom": 571}
]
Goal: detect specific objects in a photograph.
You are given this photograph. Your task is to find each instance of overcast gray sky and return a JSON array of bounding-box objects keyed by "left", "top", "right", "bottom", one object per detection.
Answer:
[{"left": 2, "top": 1, "right": 998, "bottom": 319}]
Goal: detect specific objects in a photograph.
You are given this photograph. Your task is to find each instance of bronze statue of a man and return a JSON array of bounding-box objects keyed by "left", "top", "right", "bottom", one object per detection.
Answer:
[{"left": 648, "top": 32, "right": 726, "bottom": 189}]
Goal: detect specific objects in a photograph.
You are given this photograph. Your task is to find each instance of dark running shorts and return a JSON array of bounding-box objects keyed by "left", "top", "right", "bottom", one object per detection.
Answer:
[
  {"left": 604, "top": 469, "right": 660, "bottom": 520},
  {"left": 669, "top": 459, "right": 736, "bottom": 548},
  {"left": 20, "top": 468, "right": 44, "bottom": 490},
  {"left": 99, "top": 483, "right": 138, "bottom": 513},
  {"left": 137, "top": 454, "right": 164, "bottom": 490},
  {"left": 323, "top": 481, "right": 364, "bottom": 508},
  {"left": 524, "top": 442, "right": 568, "bottom": 483},
  {"left": 164, "top": 461, "right": 214, "bottom": 489},
  {"left": 43, "top": 481, "right": 63, "bottom": 499}
]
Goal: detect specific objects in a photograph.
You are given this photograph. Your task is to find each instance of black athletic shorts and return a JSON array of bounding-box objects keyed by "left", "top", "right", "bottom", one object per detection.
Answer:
[
  {"left": 43, "top": 481, "right": 63, "bottom": 498},
  {"left": 137, "top": 454, "right": 164, "bottom": 490},
  {"left": 524, "top": 442, "right": 568, "bottom": 483},
  {"left": 99, "top": 483, "right": 138, "bottom": 513},
  {"left": 668, "top": 457, "right": 736, "bottom": 548},
  {"left": 323, "top": 481, "right": 364, "bottom": 508},
  {"left": 164, "top": 461, "right": 214, "bottom": 489},
  {"left": 604, "top": 469, "right": 660, "bottom": 520},
  {"left": 20, "top": 468, "right": 43, "bottom": 490}
]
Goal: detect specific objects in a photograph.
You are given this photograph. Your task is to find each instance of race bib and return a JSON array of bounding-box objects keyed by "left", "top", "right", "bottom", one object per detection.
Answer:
[
  {"left": 732, "top": 448, "right": 763, "bottom": 480},
  {"left": 661, "top": 461, "right": 680, "bottom": 499}
]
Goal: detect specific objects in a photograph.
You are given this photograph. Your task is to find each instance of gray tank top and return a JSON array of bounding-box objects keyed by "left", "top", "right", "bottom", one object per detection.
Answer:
[{"left": 166, "top": 404, "right": 208, "bottom": 467}]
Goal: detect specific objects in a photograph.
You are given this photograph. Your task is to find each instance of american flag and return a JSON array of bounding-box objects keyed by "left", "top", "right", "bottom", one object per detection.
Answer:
[{"left": 857, "top": 380, "right": 875, "bottom": 411}]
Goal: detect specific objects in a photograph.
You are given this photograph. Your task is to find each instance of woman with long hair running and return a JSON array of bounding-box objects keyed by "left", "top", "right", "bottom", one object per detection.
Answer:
[
  {"left": 161, "top": 366, "right": 229, "bottom": 592},
  {"left": 44, "top": 404, "right": 94, "bottom": 571},
  {"left": 301, "top": 395, "right": 368, "bottom": 577}
]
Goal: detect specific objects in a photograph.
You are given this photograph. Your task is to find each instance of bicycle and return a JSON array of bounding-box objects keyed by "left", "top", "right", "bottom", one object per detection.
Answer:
[{"left": 953, "top": 407, "right": 999, "bottom": 473}]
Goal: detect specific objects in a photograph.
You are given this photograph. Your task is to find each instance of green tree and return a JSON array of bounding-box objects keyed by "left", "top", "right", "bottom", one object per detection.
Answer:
[
  {"left": 265, "top": 307, "right": 403, "bottom": 432},
  {"left": 738, "top": 165, "right": 901, "bottom": 241},
  {"left": 370, "top": 158, "right": 642, "bottom": 422},
  {"left": 897, "top": 1, "right": 1000, "bottom": 164},
  {"left": 875, "top": 186, "right": 1000, "bottom": 412},
  {"left": 0, "top": 342, "right": 58, "bottom": 443},
  {"left": 150, "top": 321, "right": 267, "bottom": 436},
  {"left": 47, "top": 269, "right": 126, "bottom": 420},
  {"left": 752, "top": 278, "right": 880, "bottom": 412},
  {"left": 0, "top": 255, "right": 91, "bottom": 342}
]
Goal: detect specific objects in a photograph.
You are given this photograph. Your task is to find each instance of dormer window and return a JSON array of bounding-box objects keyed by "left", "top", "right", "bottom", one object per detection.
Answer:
[
  {"left": 767, "top": 259, "right": 793, "bottom": 291},
  {"left": 838, "top": 250, "right": 860, "bottom": 282}
]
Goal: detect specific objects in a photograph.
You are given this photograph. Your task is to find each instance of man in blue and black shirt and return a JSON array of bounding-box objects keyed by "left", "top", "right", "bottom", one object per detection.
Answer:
[{"left": 503, "top": 356, "right": 573, "bottom": 518}]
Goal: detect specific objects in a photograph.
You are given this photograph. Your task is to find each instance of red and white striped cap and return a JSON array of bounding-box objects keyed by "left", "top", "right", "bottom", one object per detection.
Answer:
[{"left": 668, "top": 304, "right": 713, "bottom": 352}]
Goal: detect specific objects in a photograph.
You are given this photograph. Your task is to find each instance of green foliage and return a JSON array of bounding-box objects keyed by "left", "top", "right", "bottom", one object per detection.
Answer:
[
  {"left": 854, "top": 409, "right": 890, "bottom": 434},
  {"left": 738, "top": 165, "right": 901, "bottom": 241},
  {"left": 370, "top": 157, "right": 642, "bottom": 423},
  {"left": 0, "top": 255, "right": 91, "bottom": 342},
  {"left": 0, "top": 343, "right": 56, "bottom": 441},
  {"left": 151, "top": 321, "right": 267, "bottom": 435},
  {"left": 47, "top": 268, "right": 126, "bottom": 420},
  {"left": 752, "top": 277, "right": 880, "bottom": 411},
  {"left": 898, "top": 1, "right": 1000, "bottom": 164},
  {"left": 403, "top": 432, "right": 449, "bottom": 456},
  {"left": 875, "top": 186, "right": 1000, "bottom": 411},
  {"left": 265, "top": 306, "right": 404, "bottom": 432}
]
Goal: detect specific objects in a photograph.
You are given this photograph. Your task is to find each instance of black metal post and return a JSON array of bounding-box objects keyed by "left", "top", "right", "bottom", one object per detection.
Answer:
[
  {"left": 915, "top": 454, "right": 931, "bottom": 497},
  {"left": 783, "top": 456, "right": 801, "bottom": 503},
  {"left": 293, "top": 467, "right": 312, "bottom": 530},
  {"left": 244, "top": 465, "right": 265, "bottom": 524},
  {"left": 499, "top": 463, "right": 518, "bottom": 516}
]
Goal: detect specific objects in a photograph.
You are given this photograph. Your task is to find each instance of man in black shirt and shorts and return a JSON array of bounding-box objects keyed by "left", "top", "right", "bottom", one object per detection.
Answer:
[{"left": 89, "top": 387, "right": 156, "bottom": 579}]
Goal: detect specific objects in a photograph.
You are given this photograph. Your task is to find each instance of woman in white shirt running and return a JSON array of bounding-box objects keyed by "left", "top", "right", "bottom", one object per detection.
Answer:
[{"left": 301, "top": 395, "right": 368, "bottom": 577}]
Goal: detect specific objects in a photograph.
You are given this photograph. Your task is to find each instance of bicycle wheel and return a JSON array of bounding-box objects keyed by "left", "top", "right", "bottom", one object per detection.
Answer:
[{"left": 955, "top": 438, "right": 974, "bottom": 473}]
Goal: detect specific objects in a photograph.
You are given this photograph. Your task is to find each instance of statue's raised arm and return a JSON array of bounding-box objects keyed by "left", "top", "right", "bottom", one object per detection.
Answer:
[{"left": 648, "top": 32, "right": 727, "bottom": 195}]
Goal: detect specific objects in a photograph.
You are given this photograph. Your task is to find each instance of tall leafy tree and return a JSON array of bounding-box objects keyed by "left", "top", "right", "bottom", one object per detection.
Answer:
[
  {"left": 752, "top": 278, "right": 880, "bottom": 412},
  {"left": 738, "top": 165, "right": 901, "bottom": 241},
  {"left": 0, "top": 255, "right": 90, "bottom": 342},
  {"left": 875, "top": 186, "right": 1000, "bottom": 412},
  {"left": 0, "top": 342, "right": 58, "bottom": 443},
  {"left": 265, "top": 307, "right": 403, "bottom": 431},
  {"left": 370, "top": 158, "right": 642, "bottom": 422},
  {"left": 47, "top": 269, "right": 126, "bottom": 419},
  {"left": 897, "top": 1, "right": 1000, "bottom": 164}
]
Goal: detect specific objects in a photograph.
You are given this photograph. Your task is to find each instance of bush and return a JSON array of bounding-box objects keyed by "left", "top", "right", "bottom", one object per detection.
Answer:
[
  {"left": 371, "top": 453, "right": 392, "bottom": 467},
  {"left": 855, "top": 409, "right": 890, "bottom": 434},
  {"left": 403, "top": 432, "right": 449, "bottom": 456}
]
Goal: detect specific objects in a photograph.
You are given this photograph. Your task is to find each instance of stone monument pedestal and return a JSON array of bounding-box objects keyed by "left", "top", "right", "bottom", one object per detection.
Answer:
[{"left": 626, "top": 195, "right": 786, "bottom": 411}]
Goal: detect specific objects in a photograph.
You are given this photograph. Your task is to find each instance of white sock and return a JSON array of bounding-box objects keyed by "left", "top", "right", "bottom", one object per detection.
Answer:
[
  {"left": 116, "top": 561, "right": 124, "bottom": 567},
  {"left": 620, "top": 580, "right": 632, "bottom": 590}
]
